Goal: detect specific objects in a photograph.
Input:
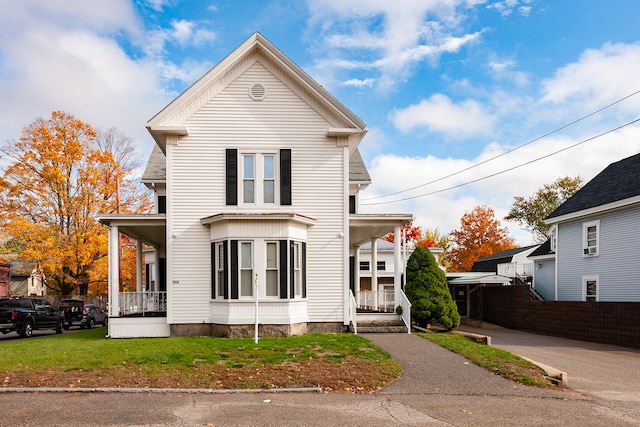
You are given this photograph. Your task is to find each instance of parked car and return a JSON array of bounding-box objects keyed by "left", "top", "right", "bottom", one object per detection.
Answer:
[
  {"left": 61, "top": 299, "right": 108, "bottom": 329},
  {"left": 0, "top": 297, "right": 64, "bottom": 337}
]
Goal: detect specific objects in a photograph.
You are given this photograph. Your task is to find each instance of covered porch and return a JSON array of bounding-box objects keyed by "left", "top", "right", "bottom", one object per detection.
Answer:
[
  {"left": 98, "top": 214, "right": 169, "bottom": 338},
  {"left": 348, "top": 214, "right": 413, "bottom": 333}
]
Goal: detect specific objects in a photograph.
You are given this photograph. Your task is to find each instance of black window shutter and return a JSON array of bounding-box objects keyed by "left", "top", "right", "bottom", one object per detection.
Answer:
[
  {"left": 290, "top": 241, "right": 295, "bottom": 298},
  {"left": 279, "top": 240, "right": 288, "bottom": 299},
  {"left": 145, "top": 264, "right": 150, "bottom": 292},
  {"left": 280, "top": 149, "right": 291, "bottom": 205},
  {"left": 211, "top": 242, "right": 216, "bottom": 299},
  {"left": 226, "top": 149, "right": 238, "bottom": 205},
  {"left": 223, "top": 241, "right": 229, "bottom": 299},
  {"left": 302, "top": 242, "right": 307, "bottom": 298},
  {"left": 158, "top": 195, "right": 167, "bottom": 214},
  {"left": 349, "top": 195, "right": 356, "bottom": 214},
  {"left": 230, "top": 240, "right": 238, "bottom": 299}
]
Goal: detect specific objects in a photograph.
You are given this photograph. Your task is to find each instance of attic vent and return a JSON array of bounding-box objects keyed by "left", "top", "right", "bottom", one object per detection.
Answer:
[{"left": 249, "top": 83, "right": 266, "bottom": 101}]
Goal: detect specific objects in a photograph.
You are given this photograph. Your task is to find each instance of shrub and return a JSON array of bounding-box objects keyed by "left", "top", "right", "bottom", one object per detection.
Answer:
[{"left": 405, "top": 246, "right": 460, "bottom": 329}]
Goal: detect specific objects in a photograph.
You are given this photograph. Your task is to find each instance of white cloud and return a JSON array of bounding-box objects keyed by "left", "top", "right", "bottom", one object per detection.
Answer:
[
  {"left": 306, "top": 0, "right": 487, "bottom": 91},
  {"left": 390, "top": 94, "right": 495, "bottom": 139},
  {"left": 342, "top": 78, "right": 376, "bottom": 87},
  {"left": 540, "top": 42, "right": 640, "bottom": 116}
]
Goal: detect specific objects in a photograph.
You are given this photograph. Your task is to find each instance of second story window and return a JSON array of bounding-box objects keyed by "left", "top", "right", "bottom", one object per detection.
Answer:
[
  {"left": 583, "top": 220, "right": 600, "bottom": 256},
  {"left": 226, "top": 149, "right": 291, "bottom": 207},
  {"left": 359, "top": 261, "right": 370, "bottom": 271},
  {"left": 377, "top": 261, "right": 386, "bottom": 271}
]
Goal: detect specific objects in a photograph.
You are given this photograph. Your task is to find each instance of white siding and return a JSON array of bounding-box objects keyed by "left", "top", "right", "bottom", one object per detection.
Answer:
[
  {"left": 166, "top": 55, "right": 349, "bottom": 324},
  {"left": 557, "top": 206, "right": 640, "bottom": 301}
]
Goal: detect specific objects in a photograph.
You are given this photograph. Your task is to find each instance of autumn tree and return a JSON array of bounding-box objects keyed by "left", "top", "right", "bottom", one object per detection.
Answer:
[
  {"left": 505, "top": 176, "right": 583, "bottom": 243},
  {"left": 383, "top": 221, "right": 422, "bottom": 246},
  {"left": 416, "top": 228, "right": 450, "bottom": 269},
  {"left": 405, "top": 246, "right": 460, "bottom": 329},
  {"left": 0, "top": 111, "right": 147, "bottom": 295},
  {"left": 448, "top": 205, "right": 516, "bottom": 272}
]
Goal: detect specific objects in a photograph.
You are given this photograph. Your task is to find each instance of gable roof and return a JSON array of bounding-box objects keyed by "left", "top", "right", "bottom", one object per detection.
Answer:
[
  {"left": 546, "top": 152, "right": 640, "bottom": 222},
  {"left": 146, "top": 32, "right": 367, "bottom": 153},
  {"left": 528, "top": 239, "right": 553, "bottom": 258}
]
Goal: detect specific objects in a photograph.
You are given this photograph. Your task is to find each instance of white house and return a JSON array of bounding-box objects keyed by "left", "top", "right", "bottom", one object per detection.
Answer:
[{"left": 99, "top": 33, "right": 412, "bottom": 338}]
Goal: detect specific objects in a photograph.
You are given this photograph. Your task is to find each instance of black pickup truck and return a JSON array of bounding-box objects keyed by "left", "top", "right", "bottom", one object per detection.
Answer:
[{"left": 0, "top": 297, "right": 64, "bottom": 338}]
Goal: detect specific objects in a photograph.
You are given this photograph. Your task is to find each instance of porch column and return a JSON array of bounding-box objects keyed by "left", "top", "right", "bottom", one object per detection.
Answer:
[
  {"left": 354, "top": 247, "right": 360, "bottom": 306},
  {"left": 154, "top": 247, "right": 161, "bottom": 292},
  {"left": 136, "top": 239, "right": 143, "bottom": 293},
  {"left": 108, "top": 225, "right": 120, "bottom": 317},
  {"left": 371, "top": 238, "right": 378, "bottom": 310},
  {"left": 393, "top": 225, "right": 401, "bottom": 309}
]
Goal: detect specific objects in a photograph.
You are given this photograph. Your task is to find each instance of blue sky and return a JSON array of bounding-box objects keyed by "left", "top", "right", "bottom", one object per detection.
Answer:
[{"left": 2, "top": 0, "right": 640, "bottom": 245}]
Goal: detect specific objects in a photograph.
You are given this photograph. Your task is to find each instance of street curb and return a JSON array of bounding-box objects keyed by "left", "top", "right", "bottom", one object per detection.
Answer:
[{"left": 0, "top": 386, "right": 323, "bottom": 394}]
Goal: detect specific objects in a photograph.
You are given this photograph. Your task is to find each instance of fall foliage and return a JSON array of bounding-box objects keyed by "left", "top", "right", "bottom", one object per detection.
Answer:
[
  {"left": 0, "top": 111, "right": 149, "bottom": 295},
  {"left": 505, "top": 176, "right": 583, "bottom": 243},
  {"left": 448, "top": 205, "right": 516, "bottom": 272}
]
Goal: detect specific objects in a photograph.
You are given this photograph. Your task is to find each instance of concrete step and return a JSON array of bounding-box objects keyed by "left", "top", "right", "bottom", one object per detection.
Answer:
[{"left": 357, "top": 325, "right": 408, "bottom": 333}]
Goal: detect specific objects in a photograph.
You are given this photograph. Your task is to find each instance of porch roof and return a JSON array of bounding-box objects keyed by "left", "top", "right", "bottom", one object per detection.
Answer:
[
  {"left": 349, "top": 214, "right": 413, "bottom": 247},
  {"left": 98, "top": 214, "right": 166, "bottom": 247},
  {"left": 447, "top": 274, "right": 512, "bottom": 285}
]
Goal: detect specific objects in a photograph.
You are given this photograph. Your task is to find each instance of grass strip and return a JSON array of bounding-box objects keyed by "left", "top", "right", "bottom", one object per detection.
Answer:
[{"left": 416, "top": 331, "right": 555, "bottom": 388}]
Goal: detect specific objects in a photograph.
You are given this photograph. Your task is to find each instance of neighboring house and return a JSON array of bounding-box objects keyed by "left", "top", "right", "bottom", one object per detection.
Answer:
[
  {"left": 99, "top": 33, "right": 412, "bottom": 338},
  {"left": 0, "top": 255, "right": 46, "bottom": 296},
  {"left": 533, "top": 152, "right": 640, "bottom": 302},
  {"left": 471, "top": 245, "right": 538, "bottom": 285},
  {"left": 0, "top": 261, "right": 9, "bottom": 297}
]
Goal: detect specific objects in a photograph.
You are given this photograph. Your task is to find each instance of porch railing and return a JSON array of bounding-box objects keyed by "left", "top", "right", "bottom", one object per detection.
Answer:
[
  {"left": 358, "top": 290, "right": 395, "bottom": 312},
  {"left": 348, "top": 291, "right": 357, "bottom": 334},
  {"left": 399, "top": 290, "right": 412, "bottom": 334},
  {"left": 118, "top": 291, "right": 167, "bottom": 316},
  {"left": 498, "top": 262, "right": 534, "bottom": 279}
]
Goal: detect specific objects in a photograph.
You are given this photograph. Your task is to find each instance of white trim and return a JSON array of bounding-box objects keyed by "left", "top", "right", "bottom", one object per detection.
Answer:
[
  {"left": 582, "top": 275, "right": 599, "bottom": 302},
  {"left": 582, "top": 219, "right": 600, "bottom": 257},
  {"left": 544, "top": 195, "right": 640, "bottom": 225}
]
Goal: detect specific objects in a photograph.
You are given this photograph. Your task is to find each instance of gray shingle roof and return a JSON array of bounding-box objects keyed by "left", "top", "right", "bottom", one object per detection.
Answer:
[
  {"left": 546, "top": 152, "right": 640, "bottom": 220},
  {"left": 141, "top": 144, "right": 167, "bottom": 183},
  {"left": 141, "top": 145, "right": 370, "bottom": 184},
  {"left": 349, "top": 149, "right": 371, "bottom": 183}
]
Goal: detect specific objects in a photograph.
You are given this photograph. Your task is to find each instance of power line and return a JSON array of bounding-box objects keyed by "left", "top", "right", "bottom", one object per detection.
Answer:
[
  {"left": 361, "top": 117, "right": 640, "bottom": 206},
  {"left": 362, "top": 89, "right": 640, "bottom": 202}
]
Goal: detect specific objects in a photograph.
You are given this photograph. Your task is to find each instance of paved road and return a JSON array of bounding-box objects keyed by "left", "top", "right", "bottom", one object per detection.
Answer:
[
  {"left": 2, "top": 331, "right": 639, "bottom": 426},
  {"left": 457, "top": 322, "right": 640, "bottom": 421}
]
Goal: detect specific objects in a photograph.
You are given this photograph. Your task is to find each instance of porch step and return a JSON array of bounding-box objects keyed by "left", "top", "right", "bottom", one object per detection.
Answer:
[{"left": 355, "top": 319, "right": 408, "bottom": 334}]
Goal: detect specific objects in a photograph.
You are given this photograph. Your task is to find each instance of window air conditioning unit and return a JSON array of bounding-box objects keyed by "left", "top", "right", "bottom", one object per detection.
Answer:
[{"left": 584, "top": 247, "right": 597, "bottom": 255}]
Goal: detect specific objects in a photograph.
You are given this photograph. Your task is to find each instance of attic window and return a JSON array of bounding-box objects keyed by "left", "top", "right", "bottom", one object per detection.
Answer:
[{"left": 249, "top": 83, "right": 266, "bottom": 101}]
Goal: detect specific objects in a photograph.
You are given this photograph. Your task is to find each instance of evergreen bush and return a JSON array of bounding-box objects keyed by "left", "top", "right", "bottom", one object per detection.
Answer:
[{"left": 405, "top": 246, "right": 460, "bottom": 329}]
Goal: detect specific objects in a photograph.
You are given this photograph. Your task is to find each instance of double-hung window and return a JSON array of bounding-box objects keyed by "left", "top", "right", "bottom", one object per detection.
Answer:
[
  {"left": 240, "top": 242, "right": 253, "bottom": 297},
  {"left": 583, "top": 220, "right": 600, "bottom": 256},
  {"left": 293, "top": 242, "right": 302, "bottom": 298},
  {"left": 266, "top": 242, "right": 279, "bottom": 297},
  {"left": 241, "top": 153, "right": 277, "bottom": 205},
  {"left": 216, "top": 242, "right": 225, "bottom": 298},
  {"left": 583, "top": 276, "right": 598, "bottom": 302},
  {"left": 226, "top": 149, "right": 291, "bottom": 206}
]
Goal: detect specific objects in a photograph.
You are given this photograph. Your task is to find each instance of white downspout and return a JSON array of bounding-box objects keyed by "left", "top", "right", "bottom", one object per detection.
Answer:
[
  {"left": 136, "top": 240, "right": 143, "bottom": 293},
  {"left": 371, "top": 238, "right": 378, "bottom": 311}
]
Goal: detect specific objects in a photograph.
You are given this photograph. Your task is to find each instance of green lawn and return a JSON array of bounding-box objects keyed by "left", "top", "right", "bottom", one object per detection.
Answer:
[{"left": 0, "top": 329, "right": 401, "bottom": 392}]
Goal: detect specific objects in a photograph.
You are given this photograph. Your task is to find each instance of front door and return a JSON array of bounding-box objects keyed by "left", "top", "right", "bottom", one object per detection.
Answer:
[{"left": 453, "top": 285, "right": 468, "bottom": 317}]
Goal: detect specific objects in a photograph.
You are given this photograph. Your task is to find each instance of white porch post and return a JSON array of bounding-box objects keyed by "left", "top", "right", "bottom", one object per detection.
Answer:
[
  {"left": 153, "top": 247, "right": 161, "bottom": 293},
  {"left": 354, "top": 247, "right": 360, "bottom": 306},
  {"left": 371, "top": 238, "right": 378, "bottom": 310},
  {"left": 393, "top": 225, "right": 401, "bottom": 310},
  {"left": 136, "top": 239, "right": 143, "bottom": 293},
  {"left": 108, "top": 225, "right": 120, "bottom": 317}
]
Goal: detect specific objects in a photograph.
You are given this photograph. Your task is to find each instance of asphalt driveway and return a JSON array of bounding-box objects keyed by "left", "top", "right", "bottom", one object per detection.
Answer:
[{"left": 457, "top": 322, "right": 640, "bottom": 418}]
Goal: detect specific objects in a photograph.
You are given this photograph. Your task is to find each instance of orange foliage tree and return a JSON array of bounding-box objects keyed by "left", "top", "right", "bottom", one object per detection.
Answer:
[
  {"left": 448, "top": 205, "right": 516, "bottom": 272},
  {"left": 0, "top": 111, "right": 148, "bottom": 295},
  {"left": 383, "top": 221, "right": 423, "bottom": 246}
]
